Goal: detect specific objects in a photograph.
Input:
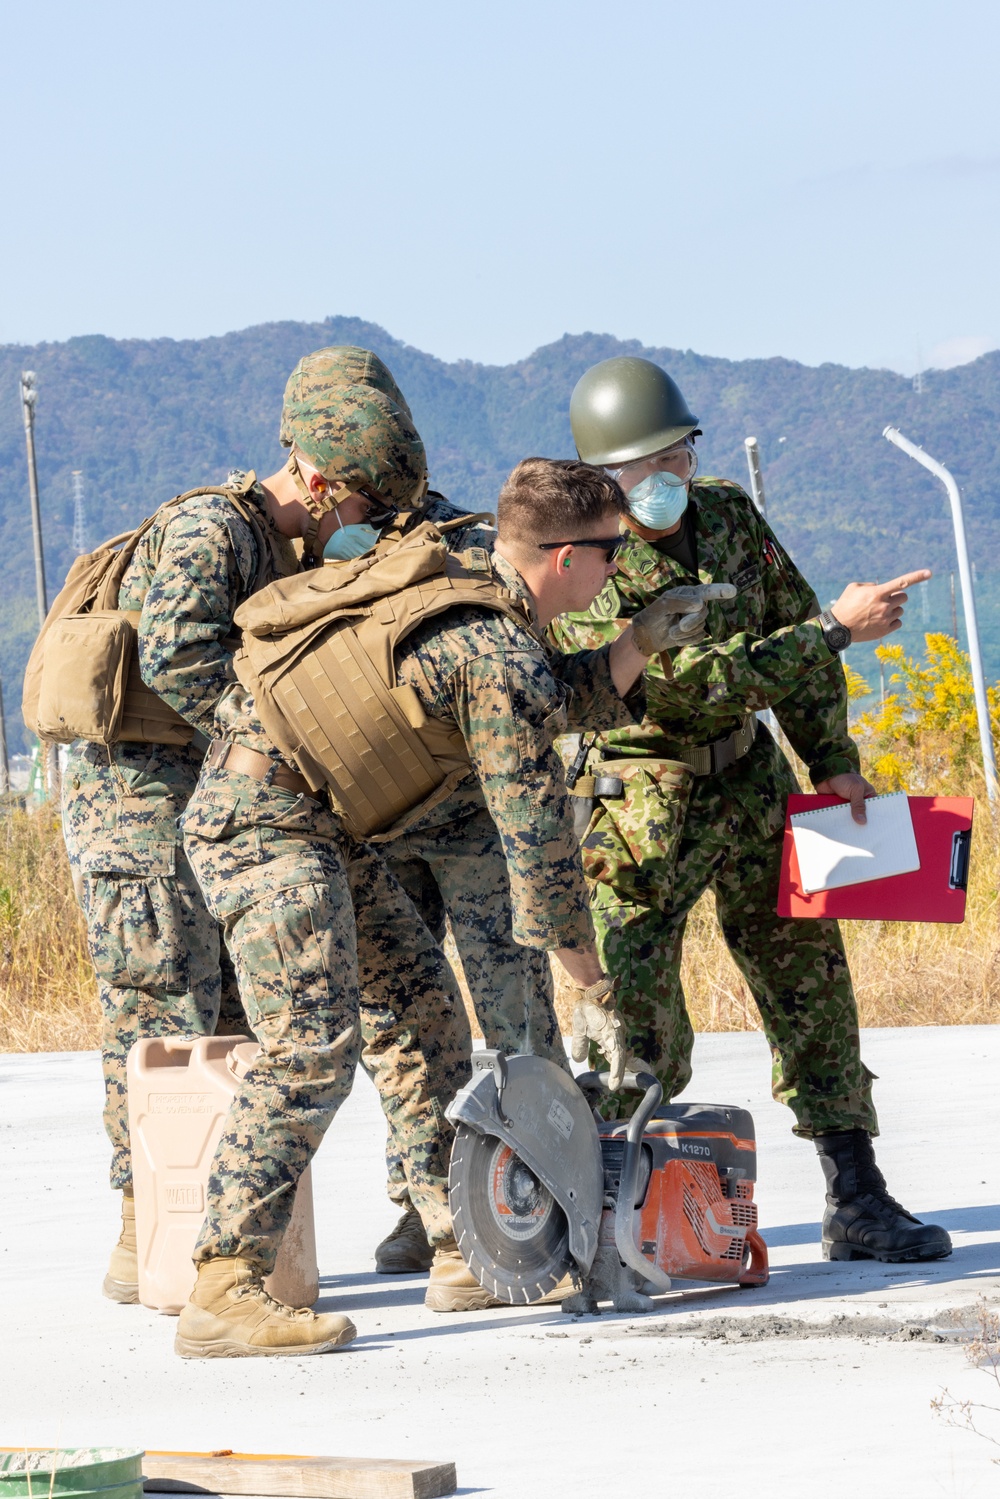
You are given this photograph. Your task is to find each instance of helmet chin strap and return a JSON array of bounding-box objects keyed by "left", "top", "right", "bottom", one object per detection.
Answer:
[{"left": 287, "top": 453, "right": 360, "bottom": 565}]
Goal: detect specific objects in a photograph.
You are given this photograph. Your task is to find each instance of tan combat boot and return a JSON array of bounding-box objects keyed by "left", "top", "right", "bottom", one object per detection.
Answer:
[
  {"left": 102, "top": 1189, "right": 139, "bottom": 1304},
  {"left": 375, "top": 1206, "right": 435, "bottom": 1274},
  {"left": 175, "top": 1256, "right": 356, "bottom": 1358},
  {"left": 424, "top": 1239, "right": 504, "bottom": 1313}
]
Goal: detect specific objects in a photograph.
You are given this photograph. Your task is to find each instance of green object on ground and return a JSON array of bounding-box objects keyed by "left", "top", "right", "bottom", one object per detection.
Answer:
[{"left": 0, "top": 1450, "right": 144, "bottom": 1499}]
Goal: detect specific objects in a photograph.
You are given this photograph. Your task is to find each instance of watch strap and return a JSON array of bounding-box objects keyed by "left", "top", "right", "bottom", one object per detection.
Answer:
[{"left": 819, "top": 609, "right": 852, "bottom": 652}]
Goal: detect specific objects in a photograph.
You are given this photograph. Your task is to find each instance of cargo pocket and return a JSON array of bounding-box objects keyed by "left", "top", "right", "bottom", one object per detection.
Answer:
[
  {"left": 588, "top": 893, "right": 648, "bottom": 995},
  {"left": 580, "top": 764, "right": 691, "bottom": 910},
  {"left": 82, "top": 840, "right": 191, "bottom": 995},
  {"left": 233, "top": 889, "right": 334, "bottom": 1034}
]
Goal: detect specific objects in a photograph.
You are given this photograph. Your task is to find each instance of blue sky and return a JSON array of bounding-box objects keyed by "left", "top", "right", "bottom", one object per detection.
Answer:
[{"left": 2, "top": 0, "right": 997, "bottom": 373}]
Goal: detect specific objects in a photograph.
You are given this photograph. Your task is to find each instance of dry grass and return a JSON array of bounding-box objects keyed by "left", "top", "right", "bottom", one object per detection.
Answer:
[
  {"left": 0, "top": 804, "right": 99, "bottom": 1052},
  {"left": 2, "top": 756, "right": 998, "bottom": 1054}
]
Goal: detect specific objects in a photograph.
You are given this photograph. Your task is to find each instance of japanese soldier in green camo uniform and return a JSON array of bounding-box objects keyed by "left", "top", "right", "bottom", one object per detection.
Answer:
[
  {"left": 65, "top": 345, "right": 472, "bottom": 1319},
  {"left": 178, "top": 456, "right": 719, "bottom": 1351},
  {"left": 550, "top": 354, "right": 951, "bottom": 1265}
]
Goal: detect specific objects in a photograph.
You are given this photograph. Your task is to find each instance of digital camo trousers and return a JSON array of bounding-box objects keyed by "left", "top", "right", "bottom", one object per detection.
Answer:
[
  {"left": 62, "top": 740, "right": 238, "bottom": 1190},
  {"left": 381, "top": 797, "right": 567, "bottom": 1209},
  {"left": 581, "top": 764, "right": 877, "bottom": 1138},
  {"left": 182, "top": 765, "right": 469, "bottom": 1271}
]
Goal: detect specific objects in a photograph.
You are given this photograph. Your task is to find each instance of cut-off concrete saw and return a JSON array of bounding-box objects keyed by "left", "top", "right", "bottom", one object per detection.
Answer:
[{"left": 446, "top": 1052, "right": 769, "bottom": 1313}]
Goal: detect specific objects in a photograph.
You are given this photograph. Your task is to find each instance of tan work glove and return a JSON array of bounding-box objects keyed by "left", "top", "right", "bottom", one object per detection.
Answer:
[
  {"left": 569, "top": 976, "right": 627, "bottom": 1091},
  {"left": 631, "top": 582, "right": 737, "bottom": 655}
]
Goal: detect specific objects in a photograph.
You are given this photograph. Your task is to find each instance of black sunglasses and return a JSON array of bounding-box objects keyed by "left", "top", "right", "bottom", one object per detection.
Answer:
[
  {"left": 538, "top": 535, "right": 626, "bottom": 563},
  {"left": 360, "top": 496, "right": 399, "bottom": 530}
]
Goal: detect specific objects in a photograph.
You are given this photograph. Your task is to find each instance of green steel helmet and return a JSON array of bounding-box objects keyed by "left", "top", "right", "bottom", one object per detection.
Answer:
[
  {"left": 570, "top": 356, "right": 700, "bottom": 467},
  {"left": 280, "top": 345, "right": 426, "bottom": 507}
]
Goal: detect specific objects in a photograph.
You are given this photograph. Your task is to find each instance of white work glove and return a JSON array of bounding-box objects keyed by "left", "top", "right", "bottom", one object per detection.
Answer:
[
  {"left": 569, "top": 976, "right": 627, "bottom": 1091},
  {"left": 631, "top": 582, "right": 737, "bottom": 654}
]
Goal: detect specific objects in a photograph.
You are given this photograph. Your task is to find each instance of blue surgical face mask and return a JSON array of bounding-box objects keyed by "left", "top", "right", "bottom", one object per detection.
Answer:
[
  {"left": 323, "top": 511, "right": 381, "bottom": 562},
  {"left": 626, "top": 470, "right": 689, "bottom": 530}
]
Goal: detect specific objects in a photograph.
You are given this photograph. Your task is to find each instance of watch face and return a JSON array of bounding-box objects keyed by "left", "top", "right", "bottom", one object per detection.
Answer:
[{"left": 825, "top": 618, "right": 850, "bottom": 651}]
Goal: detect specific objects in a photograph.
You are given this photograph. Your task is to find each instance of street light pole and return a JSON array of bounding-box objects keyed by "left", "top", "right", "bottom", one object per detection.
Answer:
[
  {"left": 20, "top": 371, "right": 48, "bottom": 628},
  {"left": 744, "top": 436, "right": 767, "bottom": 518},
  {"left": 883, "top": 425, "right": 998, "bottom": 807},
  {"left": 744, "top": 435, "right": 781, "bottom": 739}
]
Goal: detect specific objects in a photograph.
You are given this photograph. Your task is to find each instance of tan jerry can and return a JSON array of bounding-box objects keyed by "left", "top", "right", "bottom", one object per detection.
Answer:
[{"left": 127, "top": 1036, "right": 320, "bottom": 1314}]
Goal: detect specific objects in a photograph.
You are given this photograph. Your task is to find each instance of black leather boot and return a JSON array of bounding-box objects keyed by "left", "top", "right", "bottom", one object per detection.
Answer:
[{"left": 814, "top": 1129, "right": 952, "bottom": 1263}]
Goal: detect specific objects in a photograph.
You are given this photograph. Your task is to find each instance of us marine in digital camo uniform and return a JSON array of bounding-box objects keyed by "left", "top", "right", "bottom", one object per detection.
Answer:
[
  {"left": 177, "top": 455, "right": 721, "bottom": 1354},
  {"left": 64, "top": 345, "right": 471, "bottom": 1311},
  {"left": 550, "top": 355, "right": 951, "bottom": 1265}
]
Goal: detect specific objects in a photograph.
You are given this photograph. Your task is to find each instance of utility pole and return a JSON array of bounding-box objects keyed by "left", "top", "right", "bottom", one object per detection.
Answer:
[
  {"left": 72, "top": 470, "right": 88, "bottom": 555},
  {"left": 0, "top": 674, "right": 9, "bottom": 796},
  {"left": 20, "top": 371, "right": 48, "bottom": 628},
  {"left": 884, "top": 426, "right": 997, "bottom": 807}
]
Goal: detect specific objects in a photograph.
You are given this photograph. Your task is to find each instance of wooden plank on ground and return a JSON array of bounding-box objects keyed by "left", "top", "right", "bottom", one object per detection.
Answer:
[{"left": 142, "top": 1452, "right": 456, "bottom": 1499}]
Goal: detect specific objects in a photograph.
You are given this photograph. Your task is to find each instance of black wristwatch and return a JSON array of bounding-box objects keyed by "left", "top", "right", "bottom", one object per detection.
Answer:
[{"left": 818, "top": 609, "right": 852, "bottom": 653}]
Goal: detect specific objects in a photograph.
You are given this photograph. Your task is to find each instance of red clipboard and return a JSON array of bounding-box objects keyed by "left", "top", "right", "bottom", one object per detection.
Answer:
[{"left": 778, "top": 794, "right": 975, "bottom": 923}]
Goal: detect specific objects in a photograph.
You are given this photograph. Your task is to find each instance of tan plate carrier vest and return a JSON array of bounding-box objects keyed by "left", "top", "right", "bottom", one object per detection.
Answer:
[
  {"left": 234, "top": 520, "right": 536, "bottom": 841},
  {"left": 22, "top": 474, "right": 278, "bottom": 747}
]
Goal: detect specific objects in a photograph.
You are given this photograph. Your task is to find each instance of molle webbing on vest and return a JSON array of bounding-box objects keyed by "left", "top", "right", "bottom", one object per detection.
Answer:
[
  {"left": 271, "top": 626, "right": 446, "bottom": 836},
  {"left": 233, "top": 523, "right": 534, "bottom": 839}
]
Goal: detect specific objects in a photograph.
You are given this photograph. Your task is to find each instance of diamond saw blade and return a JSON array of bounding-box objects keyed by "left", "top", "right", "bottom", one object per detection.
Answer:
[{"left": 449, "top": 1125, "right": 574, "bottom": 1303}]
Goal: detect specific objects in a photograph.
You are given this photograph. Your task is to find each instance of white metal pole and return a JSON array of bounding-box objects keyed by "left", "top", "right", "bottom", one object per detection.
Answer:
[
  {"left": 744, "top": 436, "right": 767, "bottom": 517},
  {"left": 883, "top": 425, "right": 998, "bottom": 806},
  {"left": 743, "top": 436, "right": 780, "bottom": 738}
]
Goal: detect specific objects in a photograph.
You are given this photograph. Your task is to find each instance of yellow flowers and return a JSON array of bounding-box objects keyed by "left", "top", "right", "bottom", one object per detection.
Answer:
[{"left": 855, "top": 633, "right": 1000, "bottom": 798}]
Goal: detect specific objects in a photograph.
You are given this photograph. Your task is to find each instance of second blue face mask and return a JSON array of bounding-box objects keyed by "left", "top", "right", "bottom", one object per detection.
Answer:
[
  {"left": 626, "top": 470, "right": 689, "bottom": 530},
  {"left": 323, "top": 518, "right": 381, "bottom": 562}
]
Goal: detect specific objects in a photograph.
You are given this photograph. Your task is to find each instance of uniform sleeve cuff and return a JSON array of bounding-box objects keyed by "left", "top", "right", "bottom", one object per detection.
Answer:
[
  {"left": 510, "top": 910, "right": 595, "bottom": 950},
  {"left": 809, "top": 753, "right": 862, "bottom": 784}
]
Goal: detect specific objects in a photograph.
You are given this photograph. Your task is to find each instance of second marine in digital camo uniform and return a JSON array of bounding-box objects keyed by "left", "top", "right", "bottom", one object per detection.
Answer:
[
  {"left": 182, "top": 456, "right": 717, "bottom": 1337},
  {"left": 344, "top": 477, "right": 727, "bottom": 1278},
  {"left": 552, "top": 356, "right": 951, "bottom": 1265}
]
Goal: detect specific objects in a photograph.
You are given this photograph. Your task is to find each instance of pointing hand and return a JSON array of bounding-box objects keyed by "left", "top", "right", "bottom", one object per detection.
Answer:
[
  {"left": 829, "top": 571, "right": 933, "bottom": 643},
  {"left": 631, "top": 582, "right": 737, "bottom": 655}
]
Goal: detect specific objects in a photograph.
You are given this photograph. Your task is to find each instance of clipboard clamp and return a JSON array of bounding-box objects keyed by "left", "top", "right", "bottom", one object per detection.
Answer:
[{"left": 949, "top": 829, "right": 971, "bottom": 891}]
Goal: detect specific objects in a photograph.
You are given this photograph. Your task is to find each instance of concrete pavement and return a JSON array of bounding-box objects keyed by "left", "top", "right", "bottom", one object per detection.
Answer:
[{"left": 3, "top": 1026, "right": 999, "bottom": 1497}]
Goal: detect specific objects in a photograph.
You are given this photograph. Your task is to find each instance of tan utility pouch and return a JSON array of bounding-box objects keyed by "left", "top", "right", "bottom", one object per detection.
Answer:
[
  {"left": 33, "top": 609, "right": 136, "bottom": 744},
  {"left": 23, "top": 473, "right": 272, "bottom": 747}
]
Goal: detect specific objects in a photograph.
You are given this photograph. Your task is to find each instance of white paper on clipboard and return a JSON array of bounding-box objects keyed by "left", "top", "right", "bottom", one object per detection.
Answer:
[{"left": 790, "top": 791, "right": 921, "bottom": 894}]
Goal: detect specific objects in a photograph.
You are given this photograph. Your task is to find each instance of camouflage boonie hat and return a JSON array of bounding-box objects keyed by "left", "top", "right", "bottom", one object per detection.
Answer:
[{"left": 280, "top": 345, "right": 426, "bottom": 507}]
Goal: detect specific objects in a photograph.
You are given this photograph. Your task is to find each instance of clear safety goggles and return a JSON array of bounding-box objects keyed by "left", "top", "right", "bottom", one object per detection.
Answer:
[{"left": 607, "top": 437, "right": 699, "bottom": 489}]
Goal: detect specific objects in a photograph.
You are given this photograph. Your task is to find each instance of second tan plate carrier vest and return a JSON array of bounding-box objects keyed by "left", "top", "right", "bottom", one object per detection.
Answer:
[
  {"left": 234, "top": 520, "right": 534, "bottom": 841},
  {"left": 23, "top": 474, "right": 280, "bottom": 747}
]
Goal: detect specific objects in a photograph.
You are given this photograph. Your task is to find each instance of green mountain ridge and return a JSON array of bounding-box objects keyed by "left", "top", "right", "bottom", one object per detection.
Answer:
[{"left": 1, "top": 317, "right": 998, "bottom": 753}]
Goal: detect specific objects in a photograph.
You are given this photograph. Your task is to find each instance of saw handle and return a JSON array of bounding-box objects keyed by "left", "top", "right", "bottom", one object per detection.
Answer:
[{"left": 577, "top": 1070, "right": 672, "bottom": 1295}]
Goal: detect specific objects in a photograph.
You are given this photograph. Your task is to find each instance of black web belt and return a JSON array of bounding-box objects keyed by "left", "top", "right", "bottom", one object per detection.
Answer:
[{"left": 568, "top": 714, "right": 758, "bottom": 797}]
